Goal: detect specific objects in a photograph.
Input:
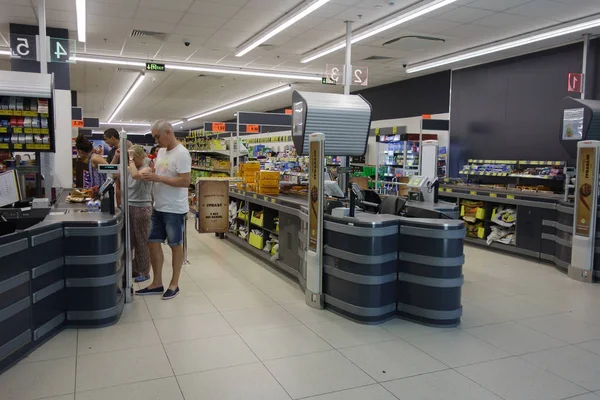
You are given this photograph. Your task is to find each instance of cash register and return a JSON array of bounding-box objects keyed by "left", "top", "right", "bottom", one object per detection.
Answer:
[{"left": 0, "top": 170, "right": 51, "bottom": 235}]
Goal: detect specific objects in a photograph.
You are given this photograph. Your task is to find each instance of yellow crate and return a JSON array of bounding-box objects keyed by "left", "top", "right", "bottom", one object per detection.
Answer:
[
  {"left": 258, "top": 187, "right": 280, "bottom": 195},
  {"left": 251, "top": 211, "right": 264, "bottom": 227},
  {"left": 475, "top": 208, "right": 486, "bottom": 220},
  {"left": 259, "top": 179, "right": 279, "bottom": 188},
  {"left": 259, "top": 171, "right": 280, "bottom": 180},
  {"left": 248, "top": 232, "right": 264, "bottom": 250},
  {"left": 237, "top": 210, "right": 248, "bottom": 221}
]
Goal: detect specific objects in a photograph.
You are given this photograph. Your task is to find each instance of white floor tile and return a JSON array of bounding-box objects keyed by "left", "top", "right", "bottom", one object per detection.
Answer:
[
  {"left": 381, "top": 318, "right": 456, "bottom": 340},
  {"left": 76, "top": 377, "right": 183, "bottom": 400},
  {"left": 465, "top": 321, "right": 567, "bottom": 355},
  {"left": 281, "top": 302, "right": 344, "bottom": 325},
  {"left": 264, "top": 350, "right": 375, "bottom": 399},
  {"left": 517, "top": 313, "right": 600, "bottom": 344},
  {"left": 145, "top": 293, "right": 217, "bottom": 319},
  {"left": 222, "top": 305, "right": 301, "bottom": 333},
  {"left": 564, "top": 393, "right": 600, "bottom": 400},
  {"left": 186, "top": 263, "right": 242, "bottom": 281},
  {"left": 461, "top": 282, "right": 507, "bottom": 303},
  {"left": 459, "top": 303, "right": 509, "bottom": 328},
  {"left": 406, "top": 330, "right": 509, "bottom": 367},
  {"left": 240, "top": 325, "right": 332, "bottom": 361},
  {"left": 339, "top": 340, "right": 447, "bottom": 382},
  {"left": 207, "top": 289, "right": 276, "bottom": 311},
  {"left": 307, "top": 319, "right": 398, "bottom": 349},
  {"left": 302, "top": 385, "right": 397, "bottom": 400},
  {"left": 470, "top": 296, "right": 556, "bottom": 320},
  {"left": 154, "top": 313, "right": 235, "bottom": 343},
  {"left": 457, "top": 357, "right": 587, "bottom": 400},
  {"left": 38, "top": 396, "right": 74, "bottom": 400},
  {"left": 522, "top": 346, "right": 600, "bottom": 391},
  {"left": 0, "top": 357, "right": 75, "bottom": 400},
  {"left": 164, "top": 334, "right": 257, "bottom": 375},
  {"left": 196, "top": 276, "right": 257, "bottom": 294},
  {"left": 77, "top": 320, "right": 161, "bottom": 355},
  {"left": 76, "top": 345, "right": 172, "bottom": 392},
  {"left": 118, "top": 298, "right": 152, "bottom": 324},
  {"left": 382, "top": 369, "right": 502, "bottom": 400},
  {"left": 569, "top": 308, "right": 600, "bottom": 327},
  {"left": 18, "top": 329, "right": 77, "bottom": 364},
  {"left": 177, "top": 363, "right": 291, "bottom": 400},
  {"left": 260, "top": 283, "right": 305, "bottom": 304}
]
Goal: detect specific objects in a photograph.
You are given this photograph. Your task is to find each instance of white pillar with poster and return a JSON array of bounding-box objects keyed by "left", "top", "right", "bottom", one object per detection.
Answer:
[
  {"left": 306, "top": 133, "right": 325, "bottom": 309},
  {"left": 569, "top": 140, "right": 600, "bottom": 282},
  {"left": 196, "top": 178, "right": 230, "bottom": 235}
]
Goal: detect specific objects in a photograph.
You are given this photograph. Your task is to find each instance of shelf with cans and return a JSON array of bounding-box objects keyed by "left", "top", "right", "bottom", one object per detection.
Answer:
[{"left": 0, "top": 96, "right": 53, "bottom": 151}]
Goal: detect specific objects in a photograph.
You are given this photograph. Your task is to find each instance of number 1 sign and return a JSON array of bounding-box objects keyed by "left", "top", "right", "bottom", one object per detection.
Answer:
[{"left": 568, "top": 72, "right": 583, "bottom": 93}]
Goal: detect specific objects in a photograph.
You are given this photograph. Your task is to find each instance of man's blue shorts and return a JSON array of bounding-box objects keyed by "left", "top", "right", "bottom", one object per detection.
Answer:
[{"left": 147, "top": 210, "right": 186, "bottom": 247}]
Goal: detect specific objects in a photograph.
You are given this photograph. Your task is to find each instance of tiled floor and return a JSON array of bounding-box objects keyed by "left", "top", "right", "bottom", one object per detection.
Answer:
[{"left": 3, "top": 227, "right": 600, "bottom": 400}]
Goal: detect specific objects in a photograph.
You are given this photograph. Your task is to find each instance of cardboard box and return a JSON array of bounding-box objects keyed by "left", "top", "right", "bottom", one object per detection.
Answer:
[{"left": 211, "top": 159, "right": 231, "bottom": 170}]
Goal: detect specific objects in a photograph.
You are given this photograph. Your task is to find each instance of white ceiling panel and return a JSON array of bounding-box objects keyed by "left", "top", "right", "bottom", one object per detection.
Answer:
[
  {"left": 173, "top": 23, "right": 219, "bottom": 38},
  {"left": 507, "top": 0, "right": 598, "bottom": 22},
  {"left": 134, "top": 7, "right": 185, "bottom": 24},
  {"left": 87, "top": 16, "right": 132, "bottom": 36},
  {"left": 178, "top": 13, "right": 229, "bottom": 29},
  {"left": 0, "top": 4, "right": 36, "bottom": 21},
  {"left": 437, "top": 6, "right": 495, "bottom": 23},
  {"left": 138, "top": 0, "right": 193, "bottom": 12},
  {"left": 467, "top": 0, "right": 535, "bottom": 12},
  {"left": 310, "top": 2, "right": 348, "bottom": 18},
  {"left": 189, "top": 1, "right": 244, "bottom": 18},
  {"left": 244, "top": 0, "right": 299, "bottom": 12},
  {"left": 402, "top": 18, "right": 462, "bottom": 34},
  {"left": 88, "top": 1, "right": 137, "bottom": 18},
  {"left": 330, "top": 0, "right": 363, "bottom": 6},
  {"left": 132, "top": 20, "right": 177, "bottom": 34},
  {"left": 44, "top": 0, "right": 75, "bottom": 11},
  {"left": 44, "top": 9, "right": 76, "bottom": 24},
  {"left": 234, "top": 6, "right": 286, "bottom": 23}
]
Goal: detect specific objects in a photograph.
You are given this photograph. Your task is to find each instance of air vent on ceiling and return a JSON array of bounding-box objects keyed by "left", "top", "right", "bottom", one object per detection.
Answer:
[
  {"left": 258, "top": 44, "right": 274, "bottom": 48},
  {"left": 362, "top": 55, "right": 395, "bottom": 61},
  {"left": 382, "top": 35, "right": 445, "bottom": 50},
  {"left": 130, "top": 29, "right": 169, "bottom": 41}
]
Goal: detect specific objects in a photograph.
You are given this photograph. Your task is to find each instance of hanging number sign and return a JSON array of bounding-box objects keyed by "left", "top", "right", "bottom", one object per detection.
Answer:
[{"left": 325, "top": 64, "right": 369, "bottom": 86}]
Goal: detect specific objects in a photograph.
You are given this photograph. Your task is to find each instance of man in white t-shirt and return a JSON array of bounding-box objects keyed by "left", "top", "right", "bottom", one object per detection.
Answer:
[{"left": 135, "top": 119, "right": 191, "bottom": 300}]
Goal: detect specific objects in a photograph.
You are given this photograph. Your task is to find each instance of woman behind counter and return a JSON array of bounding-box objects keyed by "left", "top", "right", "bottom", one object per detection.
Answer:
[
  {"left": 76, "top": 134, "right": 108, "bottom": 189},
  {"left": 123, "top": 145, "right": 154, "bottom": 282}
]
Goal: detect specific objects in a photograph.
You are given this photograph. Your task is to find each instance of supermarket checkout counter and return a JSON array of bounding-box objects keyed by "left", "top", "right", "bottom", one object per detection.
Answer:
[
  {"left": 438, "top": 184, "right": 600, "bottom": 279},
  {"left": 228, "top": 188, "right": 464, "bottom": 327},
  {"left": 0, "top": 189, "right": 124, "bottom": 372}
]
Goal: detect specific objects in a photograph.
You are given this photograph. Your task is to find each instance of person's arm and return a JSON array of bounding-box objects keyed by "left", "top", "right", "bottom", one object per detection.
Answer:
[
  {"left": 140, "top": 171, "right": 190, "bottom": 187},
  {"left": 92, "top": 154, "right": 108, "bottom": 169}
]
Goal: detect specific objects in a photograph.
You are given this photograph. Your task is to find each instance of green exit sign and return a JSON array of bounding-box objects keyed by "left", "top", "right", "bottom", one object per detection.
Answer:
[{"left": 146, "top": 63, "right": 165, "bottom": 72}]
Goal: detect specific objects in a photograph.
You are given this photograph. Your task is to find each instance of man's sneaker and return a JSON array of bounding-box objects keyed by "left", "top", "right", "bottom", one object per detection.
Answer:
[
  {"left": 162, "top": 287, "right": 180, "bottom": 300},
  {"left": 135, "top": 286, "right": 164, "bottom": 295}
]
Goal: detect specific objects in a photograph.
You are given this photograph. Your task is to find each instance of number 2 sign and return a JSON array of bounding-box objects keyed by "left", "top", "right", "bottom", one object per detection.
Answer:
[{"left": 325, "top": 64, "right": 369, "bottom": 87}]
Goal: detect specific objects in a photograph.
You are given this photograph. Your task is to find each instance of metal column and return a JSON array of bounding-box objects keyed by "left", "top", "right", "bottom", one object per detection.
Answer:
[
  {"left": 581, "top": 33, "right": 590, "bottom": 100},
  {"left": 119, "top": 131, "right": 134, "bottom": 303},
  {"left": 339, "top": 21, "right": 353, "bottom": 194}
]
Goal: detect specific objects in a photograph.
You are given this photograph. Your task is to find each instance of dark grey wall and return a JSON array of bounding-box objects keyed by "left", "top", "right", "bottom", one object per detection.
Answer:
[{"left": 449, "top": 40, "right": 598, "bottom": 175}]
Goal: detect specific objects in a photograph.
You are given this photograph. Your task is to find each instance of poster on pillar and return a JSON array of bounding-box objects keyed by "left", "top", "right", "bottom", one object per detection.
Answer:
[
  {"left": 309, "top": 141, "right": 320, "bottom": 251},
  {"left": 197, "top": 180, "right": 229, "bottom": 233},
  {"left": 575, "top": 147, "right": 596, "bottom": 237}
]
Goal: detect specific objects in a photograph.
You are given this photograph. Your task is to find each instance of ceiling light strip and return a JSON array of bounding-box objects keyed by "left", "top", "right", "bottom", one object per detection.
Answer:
[
  {"left": 107, "top": 73, "right": 146, "bottom": 123},
  {"left": 187, "top": 85, "right": 292, "bottom": 122},
  {"left": 100, "top": 122, "right": 151, "bottom": 127},
  {"left": 76, "top": 0, "right": 86, "bottom": 43},
  {"left": 172, "top": 120, "right": 184, "bottom": 126},
  {"left": 68, "top": 55, "right": 321, "bottom": 81},
  {"left": 0, "top": 49, "right": 11, "bottom": 56},
  {"left": 406, "top": 16, "right": 600, "bottom": 73},
  {"left": 301, "top": 0, "right": 457, "bottom": 63},
  {"left": 236, "top": 0, "right": 331, "bottom": 57}
]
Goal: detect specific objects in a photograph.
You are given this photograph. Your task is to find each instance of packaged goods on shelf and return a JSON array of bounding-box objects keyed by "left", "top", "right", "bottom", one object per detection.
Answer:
[
  {"left": 460, "top": 200, "right": 485, "bottom": 223},
  {"left": 465, "top": 221, "right": 485, "bottom": 238}
]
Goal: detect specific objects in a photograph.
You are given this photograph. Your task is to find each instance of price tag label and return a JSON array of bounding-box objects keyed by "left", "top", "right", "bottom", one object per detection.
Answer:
[
  {"left": 507, "top": 195, "right": 515, "bottom": 199},
  {"left": 271, "top": 198, "right": 276, "bottom": 204},
  {"left": 212, "top": 122, "right": 226, "bottom": 132},
  {"left": 72, "top": 120, "right": 84, "bottom": 128},
  {"left": 490, "top": 193, "right": 497, "bottom": 198},
  {"left": 24, "top": 128, "right": 33, "bottom": 133},
  {"left": 470, "top": 190, "right": 477, "bottom": 195},
  {"left": 263, "top": 196, "right": 268, "bottom": 201},
  {"left": 13, "top": 144, "right": 23, "bottom": 149},
  {"left": 392, "top": 126, "right": 397, "bottom": 134},
  {"left": 13, "top": 111, "right": 22, "bottom": 116},
  {"left": 253, "top": 194, "right": 257, "bottom": 199},
  {"left": 246, "top": 124, "right": 259, "bottom": 133},
  {"left": 13, "top": 128, "right": 22, "bottom": 133},
  {"left": 0, "top": 144, "right": 8, "bottom": 149}
]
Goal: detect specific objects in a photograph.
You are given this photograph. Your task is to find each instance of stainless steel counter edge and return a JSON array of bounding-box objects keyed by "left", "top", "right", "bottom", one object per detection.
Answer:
[
  {"left": 229, "top": 190, "right": 307, "bottom": 220},
  {"left": 440, "top": 191, "right": 557, "bottom": 210}
]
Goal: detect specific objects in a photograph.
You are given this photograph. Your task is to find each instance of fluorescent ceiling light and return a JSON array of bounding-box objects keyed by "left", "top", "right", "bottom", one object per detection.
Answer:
[
  {"left": 166, "top": 63, "right": 321, "bottom": 81},
  {"left": 236, "top": 0, "right": 331, "bottom": 57},
  {"left": 188, "top": 85, "right": 291, "bottom": 122},
  {"left": 70, "top": 56, "right": 146, "bottom": 67},
  {"left": 172, "top": 120, "right": 184, "bottom": 126},
  {"left": 100, "top": 122, "right": 151, "bottom": 127},
  {"left": 107, "top": 73, "right": 146, "bottom": 123},
  {"left": 76, "top": 0, "right": 86, "bottom": 43},
  {"left": 301, "top": 0, "right": 457, "bottom": 63},
  {"left": 0, "top": 49, "right": 10, "bottom": 56},
  {"left": 407, "top": 16, "right": 600, "bottom": 73}
]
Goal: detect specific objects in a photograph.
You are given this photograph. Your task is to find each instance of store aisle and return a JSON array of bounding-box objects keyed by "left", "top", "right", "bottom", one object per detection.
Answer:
[{"left": 3, "top": 225, "right": 600, "bottom": 400}]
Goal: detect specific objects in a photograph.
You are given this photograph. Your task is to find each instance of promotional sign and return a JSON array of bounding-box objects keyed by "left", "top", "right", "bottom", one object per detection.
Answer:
[
  {"left": 309, "top": 140, "right": 320, "bottom": 251},
  {"left": 212, "top": 122, "right": 226, "bottom": 132},
  {"left": 246, "top": 124, "right": 259, "bottom": 133},
  {"left": 197, "top": 180, "right": 229, "bottom": 233},
  {"left": 568, "top": 72, "right": 583, "bottom": 93},
  {"left": 325, "top": 64, "right": 369, "bottom": 86},
  {"left": 72, "top": 120, "right": 84, "bottom": 128},
  {"left": 575, "top": 146, "right": 595, "bottom": 237},
  {"left": 562, "top": 108, "right": 584, "bottom": 140}
]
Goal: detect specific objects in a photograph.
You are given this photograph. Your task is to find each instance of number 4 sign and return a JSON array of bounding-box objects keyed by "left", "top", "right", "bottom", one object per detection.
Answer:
[{"left": 568, "top": 72, "right": 583, "bottom": 93}]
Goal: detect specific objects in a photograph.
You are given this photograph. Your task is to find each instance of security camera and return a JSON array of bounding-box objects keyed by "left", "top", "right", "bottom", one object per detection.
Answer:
[
  {"left": 402, "top": 64, "right": 407, "bottom": 68},
  {"left": 184, "top": 41, "right": 190, "bottom": 47}
]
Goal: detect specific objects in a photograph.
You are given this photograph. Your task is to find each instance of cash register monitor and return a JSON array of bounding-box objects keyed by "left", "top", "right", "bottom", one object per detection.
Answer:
[
  {"left": 0, "top": 170, "right": 21, "bottom": 208},
  {"left": 407, "top": 175, "right": 427, "bottom": 190}
]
